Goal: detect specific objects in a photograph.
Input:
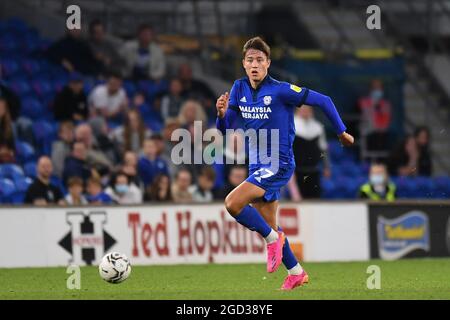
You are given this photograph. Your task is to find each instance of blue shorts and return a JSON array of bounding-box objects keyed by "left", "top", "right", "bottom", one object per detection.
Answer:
[{"left": 246, "top": 163, "right": 295, "bottom": 202}]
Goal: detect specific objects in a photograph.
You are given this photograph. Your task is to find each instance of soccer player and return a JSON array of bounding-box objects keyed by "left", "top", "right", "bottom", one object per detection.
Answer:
[{"left": 216, "top": 37, "right": 354, "bottom": 290}]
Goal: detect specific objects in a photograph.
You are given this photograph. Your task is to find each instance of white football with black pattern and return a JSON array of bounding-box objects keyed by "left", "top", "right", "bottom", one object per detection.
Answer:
[{"left": 99, "top": 252, "right": 131, "bottom": 284}]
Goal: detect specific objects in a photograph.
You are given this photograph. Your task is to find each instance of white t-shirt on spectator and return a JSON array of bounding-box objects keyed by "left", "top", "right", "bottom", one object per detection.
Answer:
[{"left": 89, "top": 84, "right": 127, "bottom": 115}]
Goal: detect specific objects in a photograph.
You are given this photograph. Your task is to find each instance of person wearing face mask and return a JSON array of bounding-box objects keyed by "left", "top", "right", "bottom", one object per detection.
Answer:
[
  {"left": 359, "top": 163, "right": 396, "bottom": 201},
  {"left": 358, "top": 79, "right": 392, "bottom": 160},
  {"left": 105, "top": 171, "right": 142, "bottom": 204}
]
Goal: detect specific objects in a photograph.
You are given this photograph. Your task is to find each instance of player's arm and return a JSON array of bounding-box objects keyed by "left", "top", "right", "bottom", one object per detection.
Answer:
[
  {"left": 216, "top": 84, "right": 239, "bottom": 135},
  {"left": 282, "top": 83, "right": 354, "bottom": 146}
]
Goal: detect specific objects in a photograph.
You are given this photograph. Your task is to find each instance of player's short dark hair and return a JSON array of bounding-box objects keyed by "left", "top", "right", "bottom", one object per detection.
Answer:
[{"left": 242, "top": 36, "right": 270, "bottom": 59}]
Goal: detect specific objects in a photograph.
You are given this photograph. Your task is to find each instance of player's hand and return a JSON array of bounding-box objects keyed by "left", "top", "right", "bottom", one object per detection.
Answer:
[
  {"left": 338, "top": 132, "right": 354, "bottom": 147},
  {"left": 216, "top": 92, "right": 229, "bottom": 119}
]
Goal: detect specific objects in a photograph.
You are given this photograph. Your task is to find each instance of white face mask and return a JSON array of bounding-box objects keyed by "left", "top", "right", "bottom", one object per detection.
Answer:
[
  {"left": 371, "top": 89, "right": 383, "bottom": 101},
  {"left": 370, "top": 174, "right": 385, "bottom": 186}
]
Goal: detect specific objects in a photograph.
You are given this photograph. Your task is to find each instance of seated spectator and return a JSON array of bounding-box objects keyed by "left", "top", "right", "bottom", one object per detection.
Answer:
[
  {"left": 189, "top": 166, "right": 216, "bottom": 203},
  {"left": 88, "top": 19, "right": 125, "bottom": 75},
  {"left": 138, "top": 136, "right": 169, "bottom": 187},
  {"left": 53, "top": 72, "right": 88, "bottom": 122},
  {"left": 75, "top": 123, "right": 113, "bottom": 175},
  {"left": 105, "top": 171, "right": 142, "bottom": 204},
  {"left": 88, "top": 71, "right": 128, "bottom": 123},
  {"left": 122, "top": 24, "right": 166, "bottom": 80},
  {"left": 215, "top": 165, "right": 247, "bottom": 199},
  {"left": 46, "top": 28, "right": 101, "bottom": 75},
  {"left": 65, "top": 176, "right": 88, "bottom": 205},
  {"left": 110, "top": 109, "right": 151, "bottom": 154},
  {"left": 293, "top": 105, "right": 330, "bottom": 199},
  {"left": 359, "top": 163, "right": 397, "bottom": 201},
  {"left": 144, "top": 174, "right": 172, "bottom": 202},
  {"left": 155, "top": 78, "right": 184, "bottom": 124},
  {"left": 120, "top": 151, "right": 141, "bottom": 187},
  {"left": 387, "top": 135, "right": 419, "bottom": 177},
  {"left": 0, "top": 69, "right": 21, "bottom": 120},
  {"left": 414, "top": 126, "right": 432, "bottom": 176},
  {"left": 358, "top": 79, "right": 392, "bottom": 157},
  {"left": 178, "top": 63, "right": 216, "bottom": 120},
  {"left": 51, "top": 121, "right": 75, "bottom": 178},
  {"left": 171, "top": 168, "right": 193, "bottom": 203},
  {"left": 24, "top": 156, "right": 65, "bottom": 205},
  {"left": 62, "top": 141, "right": 92, "bottom": 185},
  {"left": 0, "top": 97, "right": 16, "bottom": 163},
  {"left": 86, "top": 177, "right": 113, "bottom": 204}
]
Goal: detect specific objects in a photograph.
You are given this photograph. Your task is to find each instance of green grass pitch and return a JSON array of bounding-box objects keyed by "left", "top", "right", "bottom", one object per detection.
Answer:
[{"left": 1, "top": 258, "right": 450, "bottom": 299}]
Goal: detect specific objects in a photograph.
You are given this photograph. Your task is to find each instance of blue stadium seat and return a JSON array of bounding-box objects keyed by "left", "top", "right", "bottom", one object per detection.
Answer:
[
  {"left": 24, "top": 161, "right": 37, "bottom": 178},
  {"left": 10, "top": 78, "right": 31, "bottom": 96},
  {"left": 10, "top": 191, "right": 26, "bottom": 204},
  {"left": 21, "top": 97, "right": 45, "bottom": 120},
  {"left": 32, "top": 79, "right": 53, "bottom": 98},
  {"left": 0, "top": 178, "right": 16, "bottom": 202},
  {"left": 0, "top": 164, "right": 24, "bottom": 180},
  {"left": 22, "top": 59, "right": 41, "bottom": 75},
  {"left": 14, "top": 176, "right": 32, "bottom": 192},
  {"left": 328, "top": 140, "right": 345, "bottom": 163},
  {"left": 0, "top": 59, "right": 20, "bottom": 78},
  {"left": 15, "top": 140, "right": 36, "bottom": 163},
  {"left": 32, "top": 120, "right": 56, "bottom": 155},
  {"left": 123, "top": 81, "right": 137, "bottom": 98},
  {"left": 321, "top": 178, "right": 337, "bottom": 199}
]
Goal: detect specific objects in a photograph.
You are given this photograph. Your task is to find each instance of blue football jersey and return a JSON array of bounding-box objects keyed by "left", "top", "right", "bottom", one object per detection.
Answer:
[{"left": 228, "top": 75, "right": 309, "bottom": 169}]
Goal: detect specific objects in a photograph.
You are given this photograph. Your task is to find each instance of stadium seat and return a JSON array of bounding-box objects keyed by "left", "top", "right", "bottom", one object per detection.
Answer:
[
  {"left": 22, "top": 59, "right": 41, "bottom": 75},
  {"left": 24, "top": 161, "right": 37, "bottom": 178},
  {"left": 0, "top": 178, "right": 16, "bottom": 202},
  {"left": 0, "top": 164, "right": 25, "bottom": 180},
  {"left": 328, "top": 140, "right": 345, "bottom": 163},
  {"left": 32, "top": 79, "right": 53, "bottom": 98},
  {"left": 32, "top": 120, "right": 56, "bottom": 155},
  {"left": 123, "top": 81, "right": 137, "bottom": 98},
  {"left": 0, "top": 59, "right": 20, "bottom": 78},
  {"left": 15, "top": 140, "right": 36, "bottom": 163},
  {"left": 321, "top": 177, "right": 337, "bottom": 199},
  {"left": 21, "top": 97, "right": 45, "bottom": 120},
  {"left": 14, "top": 176, "right": 32, "bottom": 192}
]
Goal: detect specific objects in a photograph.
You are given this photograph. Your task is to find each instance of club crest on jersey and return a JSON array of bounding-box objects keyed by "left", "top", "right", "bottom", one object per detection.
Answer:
[
  {"left": 290, "top": 84, "right": 302, "bottom": 93},
  {"left": 263, "top": 96, "right": 272, "bottom": 106}
]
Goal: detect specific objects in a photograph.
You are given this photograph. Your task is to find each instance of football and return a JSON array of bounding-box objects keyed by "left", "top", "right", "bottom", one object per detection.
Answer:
[{"left": 98, "top": 252, "right": 131, "bottom": 284}]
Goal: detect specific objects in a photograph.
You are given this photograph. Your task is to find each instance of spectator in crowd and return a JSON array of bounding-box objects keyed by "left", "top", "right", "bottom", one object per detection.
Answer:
[
  {"left": 414, "top": 126, "right": 432, "bottom": 176},
  {"left": 0, "top": 97, "right": 16, "bottom": 163},
  {"left": 120, "top": 151, "right": 141, "bottom": 187},
  {"left": 86, "top": 176, "right": 113, "bottom": 204},
  {"left": 171, "top": 168, "right": 193, "bottom": 203},
  {"left": 292, "top": 105, "right": 330, "bottom": 199},
  {"left": 88, "top": 71, "right": 128, "bottom": 123},
  {"left": 62, "top": 141, "right": 92, "bottom": 185},
  {"left": 155, "top": 78, "right": 185, "bottom": 124},
  {"left": 144, "top": 174, "right": 172, "bottom": 202},
  {"left": 46, "top": 28, "right": 101, "bottom": 75},
  {"left": 110, "top": 109, "right": 151, "bottom": 154},
  {"left": 105, "top": 171, "right": 142, "bottom": 204},
  {"left": 88, "top": 19, "right": 124, "bottom": 75},
  {"left": 189, "top": 166, "right": 216, "bottom": 203},
  {"left": 51, "top": 121, "right": 74, "bottom": 178},
  {"left": 75, "top": 123, "right": 113, "bottom": 176},
  {"left": 65, "top": 176, "right": 88, "bottom": 205},
  {"left": 122, "top": 24, "right": 166, "bottom": 81},
  {"left": 0, "top": 66, "right": 21, "bottom": 120},
  {"left": 359, "top": 163, "right": 397, "bottom": 201},
  {"left": 387, "top": 135, "right": 419, "bottom": 177},
  {"left": 89, "top": 117, "right": 119, "bottom": 164},
  {"left": 358, "top": 79, "right": 392, "bottom": 157},
  {"left": 215, "top": 165, "right": 248, "bottom": 199},
  {"left": 177, "top": 63, "right": 216, "bottom": 120},
  {"left": 138, "top": 136, "right": 170, "bottom": 187},
  {"left": 178, "top": 99, "right": 207, "bottom": 126},
  {"left": 24, "top": 156, "right": 65, "bottom": 205},
  {"left": 53, "top": 72, "right": 88, "bottom": 122},
  {"left": 161, "top": 120, "right": 181, "bottom": 175}
]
